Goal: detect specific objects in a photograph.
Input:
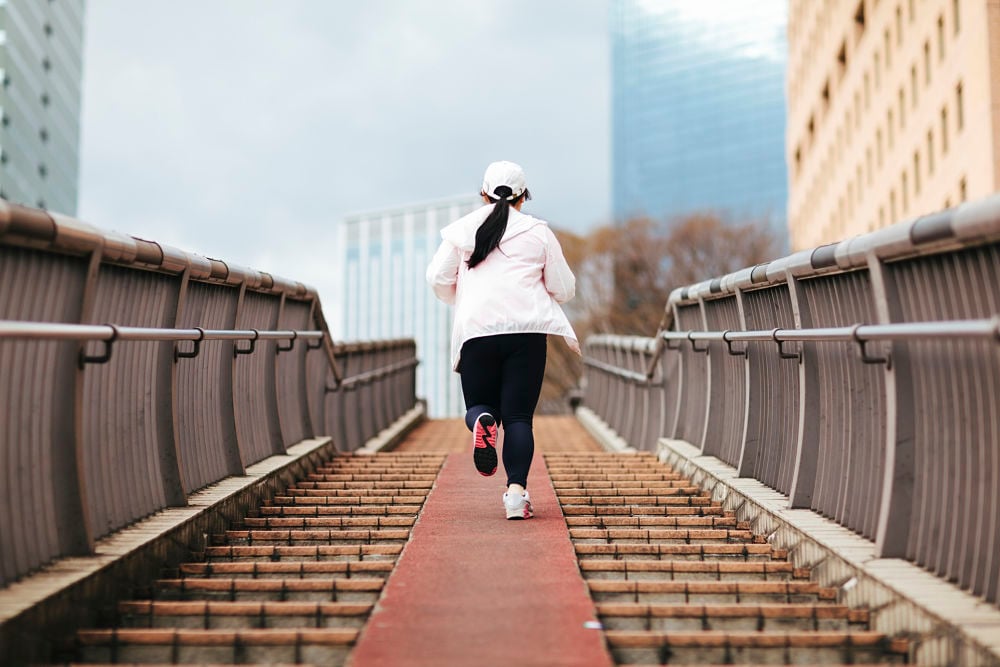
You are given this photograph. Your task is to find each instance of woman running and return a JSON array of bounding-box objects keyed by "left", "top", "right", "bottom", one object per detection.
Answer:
[{"left": 426, "top": 160, "right": 580, "bottom": 519}]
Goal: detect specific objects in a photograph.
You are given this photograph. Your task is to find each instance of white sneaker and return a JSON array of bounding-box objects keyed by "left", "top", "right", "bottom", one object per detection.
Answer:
[{"left": 503, "top": 489, "right": 534, "bottom": 520}]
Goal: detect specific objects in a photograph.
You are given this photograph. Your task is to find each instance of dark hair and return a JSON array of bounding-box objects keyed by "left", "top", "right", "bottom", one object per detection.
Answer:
[{"left": 467, "top": 185, "right": 528, "bottom": 268}]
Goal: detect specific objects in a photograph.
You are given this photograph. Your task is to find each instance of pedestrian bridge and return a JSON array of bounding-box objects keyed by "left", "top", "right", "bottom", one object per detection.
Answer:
[{"left": 0, "top": 196, "right": 998, "bottom": 666}]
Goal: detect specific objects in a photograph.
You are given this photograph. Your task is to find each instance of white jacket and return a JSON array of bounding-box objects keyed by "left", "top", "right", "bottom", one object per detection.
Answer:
[{"left": 426, "top": 205, "right": 581, "bottom": 371}]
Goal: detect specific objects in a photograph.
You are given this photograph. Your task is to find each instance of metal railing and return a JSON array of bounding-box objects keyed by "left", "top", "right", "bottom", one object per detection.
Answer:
[
  {"left": 0, "top": 199, "right": 419, "bottom": 587},
  {"left": 582, "top": 193, "right": 1000, "bottom": 608}
]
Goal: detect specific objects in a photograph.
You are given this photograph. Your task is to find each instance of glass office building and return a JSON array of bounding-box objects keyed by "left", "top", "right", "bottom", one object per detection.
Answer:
[
  {"left": 338, "top": 195, "right": 481, "bottom": 419},
  {"left": 611, "top": 0, "right": 788, "bottom": 233},
  {"left": 0, "top": 0, "right": 86, "bottom": 214}
]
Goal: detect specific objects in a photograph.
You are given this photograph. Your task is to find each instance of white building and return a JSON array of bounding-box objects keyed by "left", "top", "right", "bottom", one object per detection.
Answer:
[
  {"left": 0, "top": 0, "right": 86, "bottom": 214},
  {"left": 338, "top": 194, "right": 481, "bottom": 418}
]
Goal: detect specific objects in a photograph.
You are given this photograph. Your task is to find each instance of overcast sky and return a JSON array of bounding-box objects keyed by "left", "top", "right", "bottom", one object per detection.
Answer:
[{"left": 77, "top": 1, "right": 610, "bottom": 311}]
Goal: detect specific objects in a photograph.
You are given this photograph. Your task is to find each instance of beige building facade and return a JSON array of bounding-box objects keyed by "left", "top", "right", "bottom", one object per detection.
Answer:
[{"left": 787, "top": 0, "right": 1000, "bottom": 250}]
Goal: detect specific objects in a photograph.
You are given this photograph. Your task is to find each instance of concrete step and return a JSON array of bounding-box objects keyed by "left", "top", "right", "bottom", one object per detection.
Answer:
[
  {"left": 578, "top": 559, "right": 806, "bottom": 582},
  {"left": 77, "top": 627, "right": 355, "bottom": 665},
  {"left": 279, "top": 487, "right": 430, "bottom": 498},
  {"left": 117, "top": 601, "right": 372, "bottom": 630},
  {"left": 552, "top": 480, "right": 697, "bottom": 490},
  {"left": 202, "top": 544, "right": 402, "bottom": 562},
  {"left": 605, "top": 630, "right": 907, "bottom": 665},
  {"left": 570, "top": 528, "right": 756, "bottom": 545},
  {"left": 304, "top": 473, "right": 436, "bottom": 482},
  {"left": 176, "top": 561, "right": 395, "bottom": 579},
  {"left": 237, "top": 516, "right": 416, "bottom": 529},
  {"left": 290, "top": 480, "right": 434, "bottom": 490},
  {"left": 215, "top": 529, "right": 411, "bottom": 546},
  {"left": 555, "top": 487, "right": 704, "bottom": 497},
  {"left": 565, "top": 516, "right": 741, "bottom": 529},
  {"left": 270, "top": 494, "right": 427, "bottom": 506},
  {"left": 153, "top": 576, "right": 385, "bottom": 604},
  {"left": 596, "top": 603, "right": 869, "bottom": 633},
  {"left": 562, "top": 504, "right": 727, "bottom": 517},
  {"left": 574, "top": 543, "right": 787, "bottom": 562},
  {"left": 258, "top": 504, "right": 423, "bottom": 517},
  {"left": 559, "top": 495, "right": 715, "bottom": 507},
  {"left": 587, "top": 575, "right": 838, "bottom": 607}
]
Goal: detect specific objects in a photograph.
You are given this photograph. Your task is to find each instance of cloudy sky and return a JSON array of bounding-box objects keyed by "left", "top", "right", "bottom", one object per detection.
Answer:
[{"left": 78, "top": 1, "right": 610, "bottom": 311}]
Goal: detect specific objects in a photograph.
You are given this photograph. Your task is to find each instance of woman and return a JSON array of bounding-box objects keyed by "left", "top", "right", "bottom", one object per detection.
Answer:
[{"left": 426, "top": 160, "right": 580, "bottom": 519}]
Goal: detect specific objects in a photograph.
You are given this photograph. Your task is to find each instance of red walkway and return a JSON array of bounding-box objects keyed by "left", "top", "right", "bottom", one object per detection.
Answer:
[{"left": 349, "top": 451, "right": 612, "bottom": 667}]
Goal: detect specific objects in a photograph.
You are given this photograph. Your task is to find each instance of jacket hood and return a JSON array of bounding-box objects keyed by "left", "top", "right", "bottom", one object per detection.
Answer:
[{"left": 440, "top": 205, "right": 547, "bottom": 251}]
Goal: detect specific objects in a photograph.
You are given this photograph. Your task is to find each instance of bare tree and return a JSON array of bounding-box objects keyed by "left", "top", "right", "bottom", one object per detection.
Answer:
[{"left": 539, "top": 213, "right": 780, "bottom": 413}]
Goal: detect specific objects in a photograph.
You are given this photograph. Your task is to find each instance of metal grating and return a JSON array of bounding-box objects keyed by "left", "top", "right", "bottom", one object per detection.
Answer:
[
  {"left": 741, "top": 285, "right": 800, "bottom": 494},
  {"left": 800, "top": 270, "right": 885, "bottom": 540},
  {"left": 888, "top": 244, "right": 1000, "bottom": 603}
]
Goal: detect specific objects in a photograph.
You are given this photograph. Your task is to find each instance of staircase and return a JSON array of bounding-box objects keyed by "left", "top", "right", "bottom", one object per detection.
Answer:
[
  {"left": 73, "top": 452, "right": 445, "bottom": 666},
  {"left": 546, "top": 451, "right": 911, "bottom": 666}
]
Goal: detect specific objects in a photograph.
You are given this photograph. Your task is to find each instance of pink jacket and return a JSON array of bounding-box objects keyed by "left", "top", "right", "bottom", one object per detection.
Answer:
[{"left": 426, "top": 205, "right": 581, "bottom": 371}]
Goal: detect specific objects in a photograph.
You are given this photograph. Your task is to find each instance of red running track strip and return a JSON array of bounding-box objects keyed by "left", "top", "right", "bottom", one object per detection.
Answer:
[{"left": 349, "top": 452, "right": 612, "bottom": 667}]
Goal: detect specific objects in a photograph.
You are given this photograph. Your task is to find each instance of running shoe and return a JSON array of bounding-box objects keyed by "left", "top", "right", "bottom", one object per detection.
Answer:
[
  {"left": 503, "top": 489, "right": 533, "bottom": 520},
  {"left": 472, "top": 412, "right": 498, "bottom": 476}
]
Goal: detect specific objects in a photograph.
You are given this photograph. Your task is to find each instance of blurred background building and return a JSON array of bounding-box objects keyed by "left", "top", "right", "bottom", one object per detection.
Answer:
[
  {"left": 338, "top": 195, "right": 480, "bottom": 418},
  {"left": 0, "top": 0, "right": 85, "bottom": 214},
  {"left": 610, "top": 0, "right": 788, "bottom": 236},
  {"left": 787, "top": 0, "right": 1000, "bottom": 250}
]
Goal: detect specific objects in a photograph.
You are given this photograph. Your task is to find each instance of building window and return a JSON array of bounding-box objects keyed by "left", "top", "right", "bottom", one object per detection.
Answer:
[
  {"left": 857, "top": 165, "right": 864, "bottom": 201},
  {"left": 953, "top": 0, "right": 960, "bottom": 34},
  {"left": 884, "top": 29, "right": 892, "bottom": 67},
  {"left": 877, "top": 128, "right": 884, "bottom": 166},
  {"left": 864, "top": 72, "right": 871, "bottom": 108},
  {"left": 937, "top": 15, "right": 945, "bottom": 60},
  {"left": 890, "top": 189, "right": 897, "bottom": 222},
  {"left": 39, "top": 127, "right": 48, "bottom": 142},
  {"left": 37, "top": 199, "right": 46, "bottom": 209},
  {"left": 914, "top": 152, "right": 921, "bottom": 194},
  {"left": 837, "top": 41, "right": 848, "bottom": 80},
  {"left": 910, "top": 65, "right": 918, "bottom": 107},
  {"left": 959, "top": 177, "right": 967, "bottom": 202},
  {"left": 944, "top": 198, "right": 952, "bottom": 208},
  {"left": 43, "top": 23, "right": 53, "bottom": 37},
  {"left": 38, "top": 164, "right": 47, "bottom": 178},
  {"left": 923, "top": 41, "right": 931, "bottom": 84},
  {"left": 908, "top": 0, "right": 915, "bottom": 22},
  {"left": 40, "top": 92, "right": 49, "bottom": 107},
  {"left": 866, "top": 147, "right": 873, "bottom": 184},
  {"left": 1, "top": 112, "right": 9, "bottom": 127},
  {"left": 896, "top": 5, "right": 903, "bottom": 44},
  {"left": 855, "top": 0, "right": 866, "bottom": 40},
  {"left": 902, "top": 172, "right": 909, "bottom": 214},
  {"left": 42, "top": 57, "right": 51, "bottom": 72},
  {"left": 899, "top": 88, "right": 906, "bottom": 127},
  {"left": 956, "top": 82, "right": 964, "bottom": 131},
  {"left": 854, "top": 92, "right": 862, "bottom": 128},
  {"left": 927, "top": 130, "right": 935, "bottom": 174},
  {"left": 941, "top": 107, "right": 949, "bottom": 153},
  {"left": 888, "top": 110, "right": 894, "bottom": 148},
  {"left": 875, "top": 52, "right": 881, "bottom": 89},
  {"left": 879, "top": 206, "right": 886, "bottom": 226}
]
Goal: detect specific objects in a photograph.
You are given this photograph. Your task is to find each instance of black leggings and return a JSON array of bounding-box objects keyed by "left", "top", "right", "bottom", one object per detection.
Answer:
[{"left": 459, "top": 333, "right": 547, "bottom": 488}]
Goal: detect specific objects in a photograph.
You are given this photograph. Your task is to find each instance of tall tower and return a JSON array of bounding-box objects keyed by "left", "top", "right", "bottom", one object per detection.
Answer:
[
  {"left": 338, "top": 194, "right": 481, "bottom": 419},
  {"left": 787, "top": 0, "right": 1000, "bottom": 250},
  {"left": 611, "top": 0, "right": 788, "bottom": 234},
  {"left": 0, "top": 0, "right": 86, "bottom": 215}
]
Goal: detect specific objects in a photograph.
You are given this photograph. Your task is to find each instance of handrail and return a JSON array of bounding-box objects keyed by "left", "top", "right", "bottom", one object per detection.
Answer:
[
  {"left": 0, "top": 320, "right": 324, "bottom": 343},
  {"left": 585, "top": 317, "right": 1000, "bottom": 385},
  {"left": 661, "top": 317, "right": 1000, "bottom": 344}
]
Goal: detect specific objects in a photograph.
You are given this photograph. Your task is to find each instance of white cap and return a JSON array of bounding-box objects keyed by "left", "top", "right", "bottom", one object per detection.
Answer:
[{"left": 482, "top": 161, "right": 528, "bottom": 201}]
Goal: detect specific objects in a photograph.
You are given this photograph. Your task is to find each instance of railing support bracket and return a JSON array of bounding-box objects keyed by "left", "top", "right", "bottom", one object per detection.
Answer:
[
  {"left": 174, "top": 327, "right": 205, "bottom": 362},
  {"left": 78, "top": 324, "right": 118, "bottom": 368},
  {"left": 234, "top": 329, "right": 259, "bottom": 357}
]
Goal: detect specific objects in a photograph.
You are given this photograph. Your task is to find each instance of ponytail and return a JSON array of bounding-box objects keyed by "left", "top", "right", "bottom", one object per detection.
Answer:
[{"left": 467, "top": 185, "right": 519, "bottom": 268}]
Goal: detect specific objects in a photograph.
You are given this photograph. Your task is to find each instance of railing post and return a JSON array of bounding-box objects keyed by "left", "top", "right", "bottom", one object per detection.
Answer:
[
  {"left": 786, "top": 273, "right": 821, "bottom": 509},
  {"left": 868, "top": 253, "right": 915, "bottom": 558},
  {"left": 734, "top": 287, "right": 755, "bottom": 477}
]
